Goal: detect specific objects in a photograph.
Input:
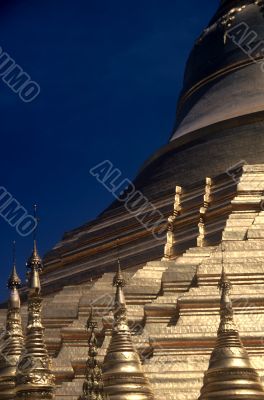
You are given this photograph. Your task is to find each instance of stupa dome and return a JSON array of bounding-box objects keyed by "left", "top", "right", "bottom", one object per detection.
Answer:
[{"left": 171, "top": 0, "right": 264, "bottom": 141}]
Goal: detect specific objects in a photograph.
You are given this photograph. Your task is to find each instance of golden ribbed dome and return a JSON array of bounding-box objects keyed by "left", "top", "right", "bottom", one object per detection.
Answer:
[
  {"left": 103, "top": 261, "right": 154, "bottom": 400},
  {"left": 198, "top": 262, "right": 264, "bottom": 400}
]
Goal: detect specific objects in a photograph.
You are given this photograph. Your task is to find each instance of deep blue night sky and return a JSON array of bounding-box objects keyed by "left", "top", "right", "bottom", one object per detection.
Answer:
[{"left": 0, "top": 0, "right": 218, "bottom": 300}]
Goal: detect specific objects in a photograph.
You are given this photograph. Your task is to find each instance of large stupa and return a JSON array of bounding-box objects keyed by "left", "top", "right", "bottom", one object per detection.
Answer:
[{"left": 39, "top": 0, "right": 264, "bottom": 291}]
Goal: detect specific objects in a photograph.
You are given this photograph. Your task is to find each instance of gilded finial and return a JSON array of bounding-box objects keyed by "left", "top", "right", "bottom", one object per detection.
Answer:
[
  {"left": 113, "top": 243, "right": 126, "bottom": 313},
  {"left": 113, "top": 258, "right": 126, "bottom": 288},
  {"left": 113, "top": 259, "right": 127, "bottom": 330},
  {"left": 218, "top": 261, "right": 232, "bottom": 294},
  {"left": 218, "top": 244, "right": 231, "bottom": 292},
  {"left": 86, "top": 307, "right": 97, "bottom": 331},
  {"left": 113, "top": 240, "right": 125, "bottom": 286},
  {"left": 217, "top": 245, "right": 237, "bottom": 335},
  {"left": 7, "top": 242, "right": 22, "bottom": 311},
  {"left": 79, "top": 308, "right": 105, "bottom": 400},
  {"left": 7, "top": 242, "right": 21, "bottom": 291},
  {"left": 26, "top": 205, "right": 42, "bottom": 294}
]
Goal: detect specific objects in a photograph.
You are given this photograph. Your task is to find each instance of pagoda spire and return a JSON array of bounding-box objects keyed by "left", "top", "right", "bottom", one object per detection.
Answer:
[
  {"left": 79, "top": 308, "right": 105, "bottom": 400},
  {"left": 8, "top": 241, "right": 22, "bottom": 309},
  {"left": 198, "top": 245, "right": 264, "bottom": 399},
  {"left": 103, "top": 259, "right": 154, "bottom": 400},
  {"left": 0, "top": 242, "right": 24, "bottom": 399},
  {"left": 16, "top": 206, "right": 55, "bottom": 400}
]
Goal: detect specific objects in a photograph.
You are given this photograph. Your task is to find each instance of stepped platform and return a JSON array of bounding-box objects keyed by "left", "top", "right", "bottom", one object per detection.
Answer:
[{"left": 1, "top": 164, "right": 264, "bottom": 400}]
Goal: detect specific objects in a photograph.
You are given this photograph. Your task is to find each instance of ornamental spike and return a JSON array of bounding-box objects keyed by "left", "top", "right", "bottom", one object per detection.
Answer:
[{"left": 79, "top": 308, "right": 105, "bottom": 400}]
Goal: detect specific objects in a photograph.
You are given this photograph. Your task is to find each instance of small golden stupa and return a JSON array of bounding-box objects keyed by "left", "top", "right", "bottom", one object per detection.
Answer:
[
  {"left": 15, "top": 234, "right": 55, "bottom": 400},
  {"left": 198, "top": 249, "right": 264, "bottom": 400},
  {"left": 103, "top": 261, "right": 154, "bottom": 400},
  {"left": 0, "top": 249, "right": 24, "bottom": 400}
]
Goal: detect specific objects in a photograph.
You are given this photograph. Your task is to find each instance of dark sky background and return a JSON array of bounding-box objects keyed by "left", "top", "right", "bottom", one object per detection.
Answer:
[{"left": 0, "top": 0, "right": 218, "bottom": 301}]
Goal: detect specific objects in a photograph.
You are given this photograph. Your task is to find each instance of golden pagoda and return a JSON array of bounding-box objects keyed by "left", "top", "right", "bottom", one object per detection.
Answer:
[
  {"left": 79, "top": 308, "right": 105, "bottom": 400},
  {"left": 198, "top": 248, "right": 264, "bottom": 400},
  {"left": 0, "top": 246, "right": 24, "bottom": 400},
  {"left": 103, "top": 261, "right": 154, "bottom": 400},
  {"left": 15, "top": 231, "right": 55, "bottom": 399}
]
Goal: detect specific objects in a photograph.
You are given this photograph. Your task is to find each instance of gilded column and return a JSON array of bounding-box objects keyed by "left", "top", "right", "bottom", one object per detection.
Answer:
[
  {"left": 164, "top": 186, "right": 182, "bottom": 259},
  {"left": 103, "top": 261, "right": 154, "bottom": 400},
  {"left": 197, "top": 177, "right": 212, "bottom": 248},
  {"left": 0, "top": 258, "right": 24, "bottom": 399},
  {"left": 79, "top": 308, "right": 105, "bottom": 400},
  {"left": 198, "top": 253, "right": 264, "bottom": 399},
  {"left": 15, "top": 239, "right": 55, "bottom": 400}
]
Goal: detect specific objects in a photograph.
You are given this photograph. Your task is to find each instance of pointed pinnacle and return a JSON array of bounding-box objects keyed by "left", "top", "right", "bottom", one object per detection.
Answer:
[
  {"left": 113, "top": 260, "right": 127, "bottom": 318},
  {"left": 26, "top": 206, "right": 42, "bottom": 293},
  {"left": 27, "top": 240, "right": 43, "bottom": 272},
  {"left": 28, "top": 204, "right": 42, "bottom": 270},
  {"left": 26, "top": 240, "right": 42, "bottom": 293},
  {"left": 218, "top": 243, "right": 231, "bottom": 291},
  {"left": 87, "top": 307, "right": 97, "bottom": 331},
  {"left": 113, "top": 259, "right": 126, "bottom": 288},
  {"left": 218, "top": 262, "right": 232, "bottom": 295},
  {"left": 7, "top": 264, "right": 21, "bottom": 290},
  {"left": 217, "top": 259, "right": 235, "bottom": 333}
]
